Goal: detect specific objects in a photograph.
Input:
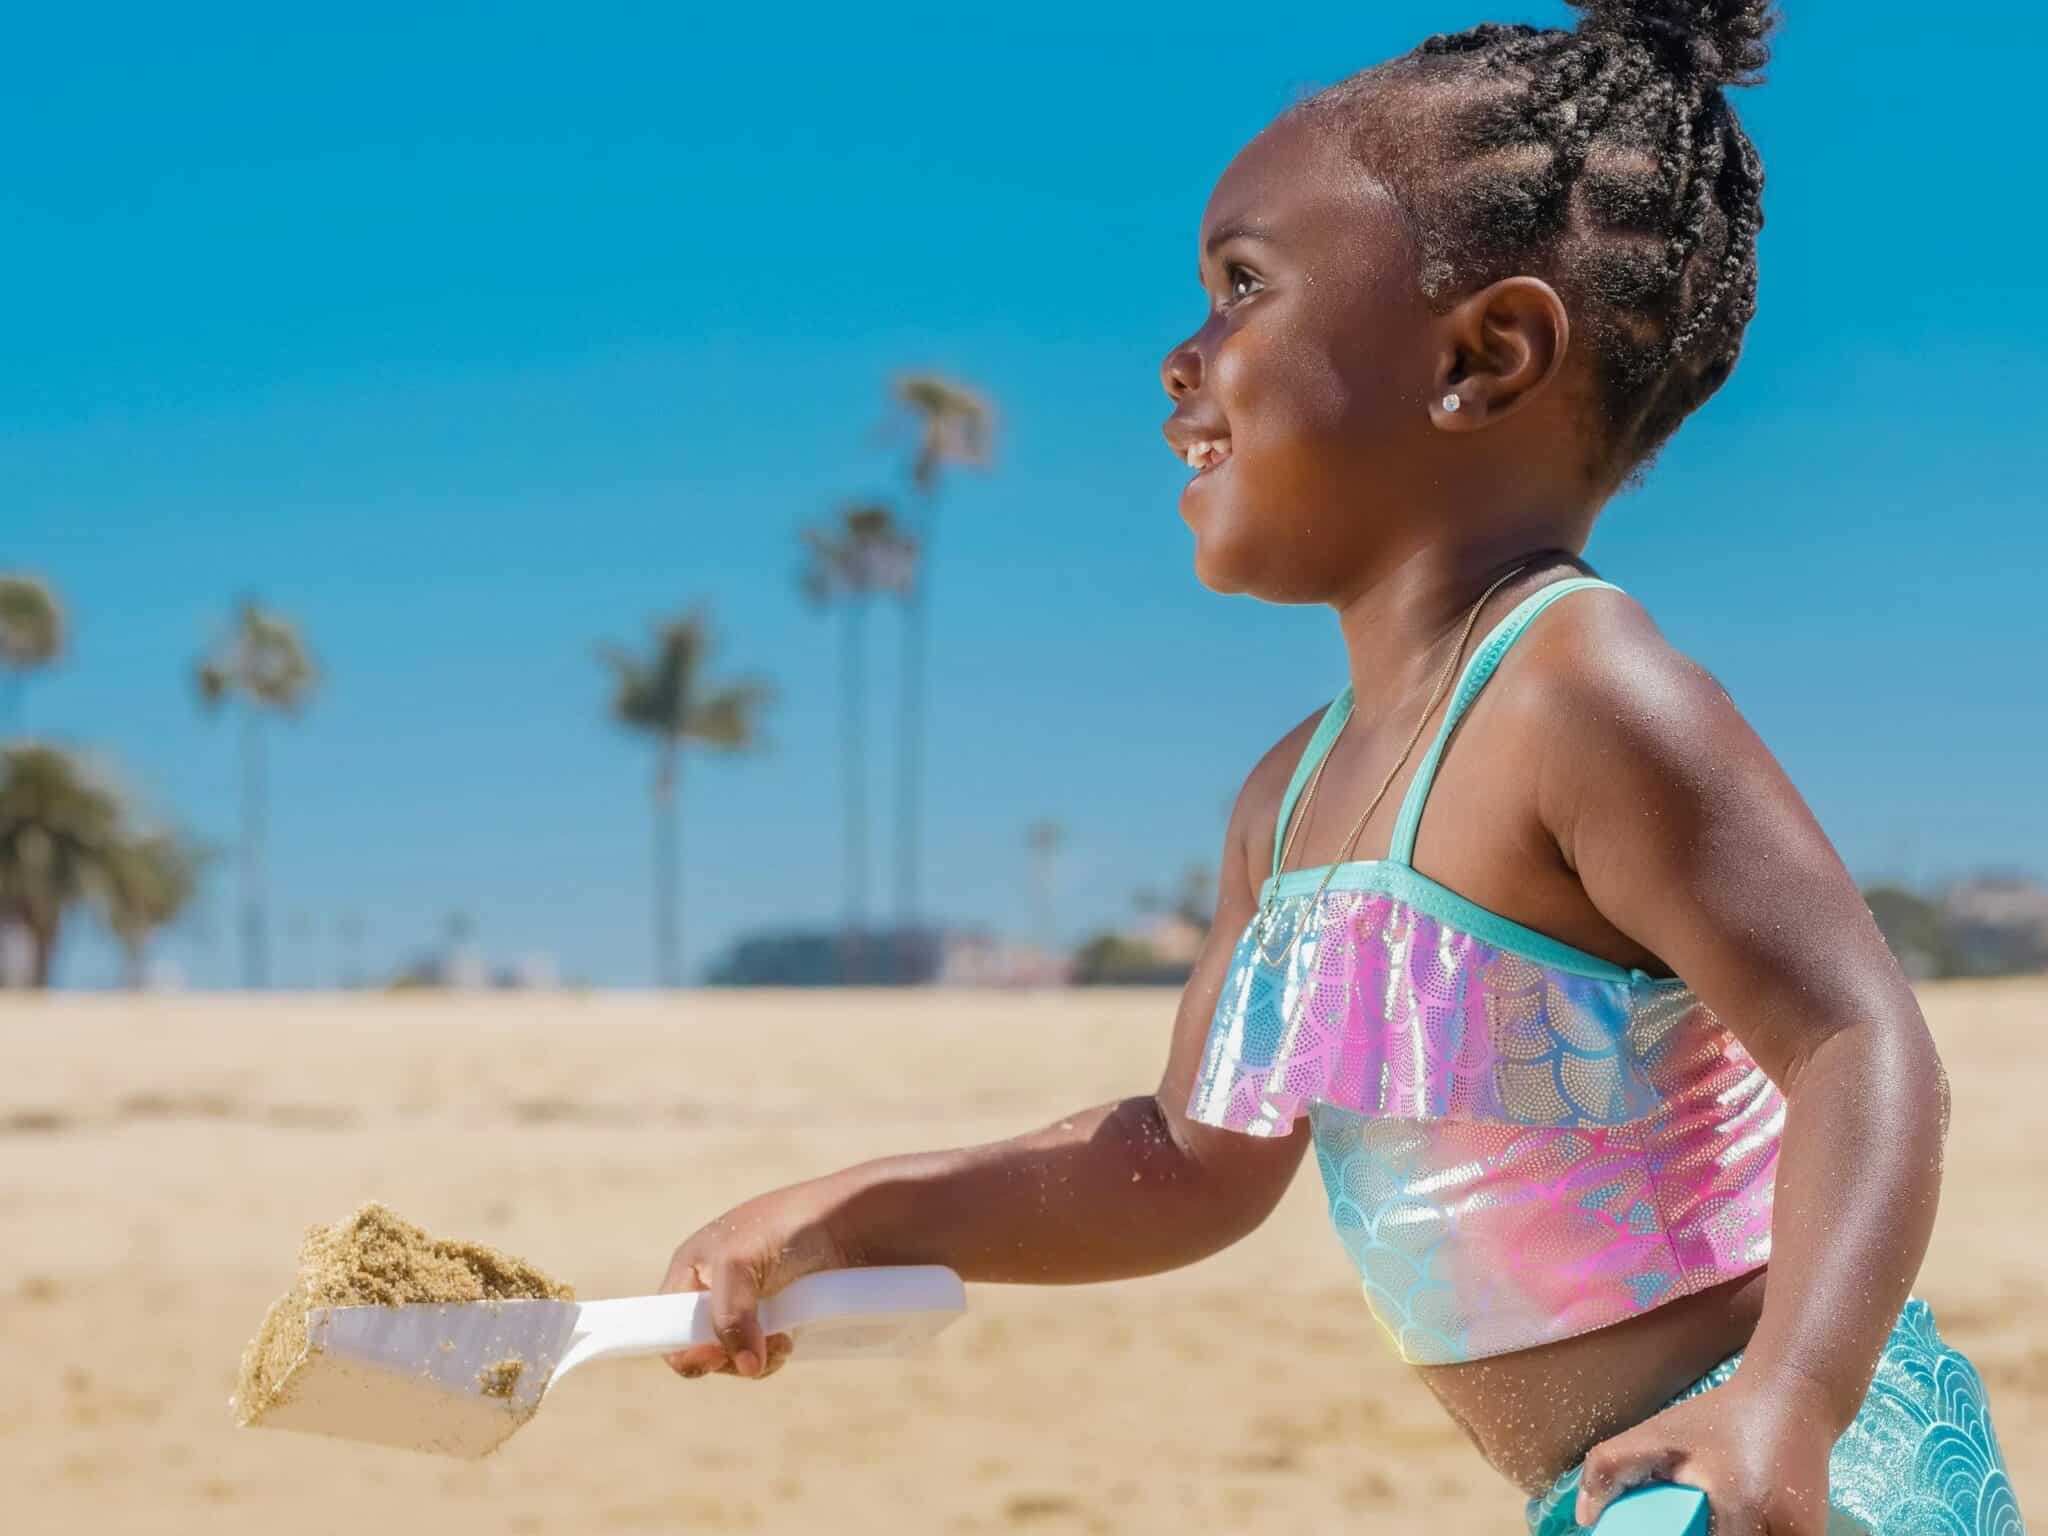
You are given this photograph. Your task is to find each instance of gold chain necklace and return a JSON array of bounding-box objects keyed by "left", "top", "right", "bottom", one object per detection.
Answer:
[{"left": 1249, "top": 562, "right": 1535, "bottom": 971}]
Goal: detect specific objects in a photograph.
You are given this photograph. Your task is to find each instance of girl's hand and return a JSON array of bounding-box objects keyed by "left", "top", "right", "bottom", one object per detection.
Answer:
[
  {"left": 1572, "top": 1373, "right": 1836, "bottom": 1535},
  {"left": 657, "top": 1186, "right": 852, "bottom": 1381}
]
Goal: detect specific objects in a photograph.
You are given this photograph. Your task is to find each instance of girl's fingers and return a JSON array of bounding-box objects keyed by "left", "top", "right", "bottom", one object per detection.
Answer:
[
  {"left": 1573, "top": 1434, "right": 1682, "bottom": 1527},
  {"left": 663, "top": 1341, "right": 730, "bottom": 1378},
  {"left": 707, "top": 1261, "right": 769, "bottom": 1379},
  {"left": 659, "top": 1247, "right": 720, "bottom": 1377},
  {"left": 664, "top": 1331, "right": 796, "bottom": 1382}
]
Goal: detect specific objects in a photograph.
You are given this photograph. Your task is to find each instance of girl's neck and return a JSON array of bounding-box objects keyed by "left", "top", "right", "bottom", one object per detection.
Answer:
[{"left": 1331, "top": 540, "right": 1585, "bottom": 724}]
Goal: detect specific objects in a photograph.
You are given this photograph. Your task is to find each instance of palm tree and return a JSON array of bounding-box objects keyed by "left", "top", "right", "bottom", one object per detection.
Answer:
[
  {"left": 0, "top": 573, "right": 66, "bottom": 734},
  {"left": 0, "top": 745, "right": 123, "bottom": 987},
  {"left": 887, "top": 375, "right": 995, "bottom": 952},
  {"left": 337, "top": 911, "right": 367, "bottom": 989},
  {"left": 798, "top": 503, "right": 917, "bottom": 981},
  {"left": 1026, "top": 819, "right": 1063, "bottom": 954},
  {"left": 195, "top": 599, "right": 319, "bottom": 989},
  {"left": 101, "top": 830, "right": 205, "bottom": 989},
  {"left": 599, "top": 609, "right": 773, "bottom": 988}
]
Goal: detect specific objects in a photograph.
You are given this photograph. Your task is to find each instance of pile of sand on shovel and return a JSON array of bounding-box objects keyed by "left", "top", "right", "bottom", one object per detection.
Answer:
[{"left": 233, "top": 1203, "right": 573, "bottom": 1424}]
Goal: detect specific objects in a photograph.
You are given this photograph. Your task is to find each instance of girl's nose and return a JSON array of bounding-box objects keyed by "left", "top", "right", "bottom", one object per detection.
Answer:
[{"left": 1160, "top": 334, "right": 1204, "bottom": 400}]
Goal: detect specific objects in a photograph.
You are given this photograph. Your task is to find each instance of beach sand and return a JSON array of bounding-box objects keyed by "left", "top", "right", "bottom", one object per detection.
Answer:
[{"left": 1, "top": 984, "right": 2039, "bottom": 1534}]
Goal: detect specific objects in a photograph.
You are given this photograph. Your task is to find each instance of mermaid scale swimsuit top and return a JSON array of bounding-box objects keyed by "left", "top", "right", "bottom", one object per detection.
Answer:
[{"left": 1188, "top": 578, "right": 1783, "bottom": 1366}]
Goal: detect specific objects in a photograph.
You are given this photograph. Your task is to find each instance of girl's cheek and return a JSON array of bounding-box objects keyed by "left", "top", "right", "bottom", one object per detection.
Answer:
[{"left": 1209, "top": 326, "right": 1264, "bottom": 412}]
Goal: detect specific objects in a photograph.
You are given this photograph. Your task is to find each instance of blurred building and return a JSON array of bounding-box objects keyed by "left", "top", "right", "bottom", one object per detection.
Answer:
[
  {"left": 1942, "top": 873, "right": 2048, "bottom": 975},
  {"left": 704, "top": 926, "right": 1065, "bottom": 987},
  {"left": 385, "top": 940, "right": 561, "bottom": 990}
]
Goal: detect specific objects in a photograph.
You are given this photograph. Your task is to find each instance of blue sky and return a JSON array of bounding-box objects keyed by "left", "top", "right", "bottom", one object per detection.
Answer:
[{"left": 6, "top": 5, "right": 2044, "bottom": 988}]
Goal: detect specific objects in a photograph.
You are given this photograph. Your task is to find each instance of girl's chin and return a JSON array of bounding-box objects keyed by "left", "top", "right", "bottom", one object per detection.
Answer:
[{"left": 1185, "top": 524, "right": 1259, "bottom": 596}]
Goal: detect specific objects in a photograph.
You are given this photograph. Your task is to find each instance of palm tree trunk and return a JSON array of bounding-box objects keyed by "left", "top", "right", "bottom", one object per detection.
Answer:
[
  {"left": 28, "top": 911, "right": 56, "bottom": 989},
  {"left": 842, "top": 598, "right": 870, "bottom": 984},
  {"left": 895, "top": 506, "right": 933, "bottom": 982},
  {"left": 123, "top": 936, "right": 147, "bottom": 990},
  {"left": 653, "top": 743, "right": 680, "bottom": 988},
  {"left": 242, "top": 705, "right": 268, "bottom": 989}
]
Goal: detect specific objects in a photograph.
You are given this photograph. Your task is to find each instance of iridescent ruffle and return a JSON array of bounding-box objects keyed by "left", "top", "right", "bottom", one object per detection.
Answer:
[{"left": 1188, "top": 879, "right": 1783, "bottom": 1364}]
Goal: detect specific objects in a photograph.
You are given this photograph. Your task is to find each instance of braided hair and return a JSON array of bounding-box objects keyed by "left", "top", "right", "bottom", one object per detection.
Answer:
[{"left": 1305, "top": 1, "right": 1776, "bottom": 478}]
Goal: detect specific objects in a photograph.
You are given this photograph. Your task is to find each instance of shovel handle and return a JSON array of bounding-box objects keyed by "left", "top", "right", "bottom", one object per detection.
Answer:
[
  {"left": 561, "top": 1265, "right": 966, "bottom": 1376},
  {"left": 573, "top": 1292, "right": 720, "bottom": 1359},
  {"left": 1589, "top": 1485, "right": 1710, "bottom": 1535}
]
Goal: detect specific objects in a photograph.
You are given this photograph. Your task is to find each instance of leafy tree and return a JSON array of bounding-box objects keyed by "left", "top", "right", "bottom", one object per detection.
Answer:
[
  {"left": 0, "top": 745, "right": 122, "bottom": 987},
  {"left": 101, "top": 830, "right": 206, "bottom": 988}
]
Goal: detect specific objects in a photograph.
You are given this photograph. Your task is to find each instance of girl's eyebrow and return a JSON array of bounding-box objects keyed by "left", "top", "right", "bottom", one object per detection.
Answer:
[{"left": 1203, "top": 217, "right": 1276, "bottom": 257}]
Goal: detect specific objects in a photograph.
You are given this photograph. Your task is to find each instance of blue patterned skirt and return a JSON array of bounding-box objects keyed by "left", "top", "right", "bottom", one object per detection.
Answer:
[{"left": 1528, "top": 1301, "right": 2022, "bottom": 1534}]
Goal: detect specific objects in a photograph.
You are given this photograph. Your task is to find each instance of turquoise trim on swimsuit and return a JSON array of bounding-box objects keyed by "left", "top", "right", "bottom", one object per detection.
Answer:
[
  {"left": 1387, "top": 576, "right": 1619, "bottom": 865},
  {"left": 1256, "top": 859, "right": 1678, "bottom": 987},
  {"left": 1269, "top": 688, "right": 1357, "bottom": 880},
  {"left": 1264, "top": 576, "right": 1635, "bottom": 983}
]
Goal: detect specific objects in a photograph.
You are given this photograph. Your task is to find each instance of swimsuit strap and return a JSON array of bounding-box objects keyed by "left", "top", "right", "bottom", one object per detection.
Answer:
[
  {"left": 1270, "top": 686, "right": 1356, "bottom": 880},
  {"left": 1385, "top": 577, "right": 1621, "bottom": 868}
]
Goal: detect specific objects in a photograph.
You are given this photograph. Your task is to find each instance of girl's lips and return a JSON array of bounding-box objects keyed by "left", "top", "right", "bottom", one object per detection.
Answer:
[{"left": 1178, "top": 447, "right": 1232, "bottom": 518}]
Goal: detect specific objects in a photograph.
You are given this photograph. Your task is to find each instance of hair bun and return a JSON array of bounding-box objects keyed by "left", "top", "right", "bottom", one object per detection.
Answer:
[{"left": 1569, "top": 0, "right": 1777, "bottom": 87}]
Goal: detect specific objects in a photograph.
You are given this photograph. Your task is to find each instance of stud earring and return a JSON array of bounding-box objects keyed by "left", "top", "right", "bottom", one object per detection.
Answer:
[{"left": 1441, "top": 393, "right": 1462, "bottom": 413}]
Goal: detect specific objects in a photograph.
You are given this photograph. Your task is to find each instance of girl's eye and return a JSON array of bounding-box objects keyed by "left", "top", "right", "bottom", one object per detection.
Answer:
[{"left": 1225, "top": 264, "right": 1264, "bottom": 303}]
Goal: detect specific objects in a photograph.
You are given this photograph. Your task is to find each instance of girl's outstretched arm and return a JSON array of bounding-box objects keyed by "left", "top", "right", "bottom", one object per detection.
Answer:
[
  {"left": 657, "top": 771, "right": 1309, "bottom": 1380},
  {"left": 1532, "top": 600, "right": 1946, "bottom": 1534}
]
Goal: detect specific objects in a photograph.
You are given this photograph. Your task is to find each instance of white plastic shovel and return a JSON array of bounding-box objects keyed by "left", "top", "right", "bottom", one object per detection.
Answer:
[{"left": 243, "top": 1265, "right": 967, "bottom": 1459}]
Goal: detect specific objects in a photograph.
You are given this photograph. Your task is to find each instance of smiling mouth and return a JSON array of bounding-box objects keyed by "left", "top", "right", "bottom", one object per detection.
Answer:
[{"left": 1182, "top": 438, "right": 1233, "bottom": 475}]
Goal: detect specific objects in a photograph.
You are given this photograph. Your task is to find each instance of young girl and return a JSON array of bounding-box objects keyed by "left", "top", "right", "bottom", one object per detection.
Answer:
[{"left": 660, "top": 4, "right": 2021, "bottom": 1531}]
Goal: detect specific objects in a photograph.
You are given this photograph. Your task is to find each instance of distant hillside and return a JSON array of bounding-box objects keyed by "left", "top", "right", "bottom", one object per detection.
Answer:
[{"left": 1865, "top": 872, "right": 2048, "bottom": 980}]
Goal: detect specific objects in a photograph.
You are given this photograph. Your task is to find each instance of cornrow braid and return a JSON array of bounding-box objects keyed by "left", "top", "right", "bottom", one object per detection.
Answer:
[{"left": 1305, "top": 1, "right": 1777, "bottom": 477}]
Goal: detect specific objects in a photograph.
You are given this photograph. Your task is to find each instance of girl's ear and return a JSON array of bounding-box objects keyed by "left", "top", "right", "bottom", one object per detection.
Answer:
[{"left": 1429, "top": 276, "right": 1571, "bottom": 430}]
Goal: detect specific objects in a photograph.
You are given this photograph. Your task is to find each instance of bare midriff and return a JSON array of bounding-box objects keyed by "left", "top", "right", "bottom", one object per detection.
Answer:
[{"left": 1417, "top": 1267, "right": 1770, "bottom": 1495}]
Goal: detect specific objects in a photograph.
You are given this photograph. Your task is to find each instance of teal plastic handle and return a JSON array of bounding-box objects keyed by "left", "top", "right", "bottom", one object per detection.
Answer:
[{"left": 1590, "top": 1484, "right": 1709, "bottom": 1535}]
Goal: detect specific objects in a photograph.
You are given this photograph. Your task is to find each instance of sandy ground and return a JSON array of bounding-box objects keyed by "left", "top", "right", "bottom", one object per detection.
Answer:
[{"left": 1, "top": 984, "right": 2040, "bottom": 1535}]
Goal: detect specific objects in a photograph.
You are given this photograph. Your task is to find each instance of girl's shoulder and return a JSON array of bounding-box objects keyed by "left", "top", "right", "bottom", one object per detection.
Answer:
[
  {"left": 1491, "top": 583, "right": 1746, "bottom": 759},
  {"left": 1492, "top": 584, "right": 1791, "bottom": 875}
]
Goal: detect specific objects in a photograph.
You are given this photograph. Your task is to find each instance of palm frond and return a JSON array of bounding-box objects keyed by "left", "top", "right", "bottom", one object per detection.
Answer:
[
  {"left": 892, "top": 373, "right": 997, "bottom": 492},
  {"left": 194, "top": 661, "right": 231, "bottom": 708},
  {"left": 100, "top": 829, "right": 207, "bottom": 943},
  {"left": 0, "top": 745, "right": 127, "bottom": 920},
  {"left": 597, "top": 645, "right": 661, "bottom": 730},
  {"left": 687, "top": 679, "right": 775, "bottom": 751},
  {"left": 0, "top": 573, "right": 65, "bottom": 669},
  {"left": 194, "top": 599, "right": 320, "bottom": 715},
  {"left": 598, "top": 608, "right": 770, "bottom": 751}
]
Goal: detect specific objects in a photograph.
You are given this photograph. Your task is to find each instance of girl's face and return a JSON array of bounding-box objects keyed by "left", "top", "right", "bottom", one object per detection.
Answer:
[{"left": 1161, "top": 110, "right": 1446, "bottom": 602}]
